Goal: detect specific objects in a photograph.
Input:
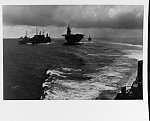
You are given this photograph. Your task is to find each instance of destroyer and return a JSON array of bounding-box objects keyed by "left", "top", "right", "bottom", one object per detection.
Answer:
[
  {"left": 88, "top": 34, "right": 92, "bottom": 41},
  {"left": 62, "top": 24, "right": 84, "bottom": 44}
]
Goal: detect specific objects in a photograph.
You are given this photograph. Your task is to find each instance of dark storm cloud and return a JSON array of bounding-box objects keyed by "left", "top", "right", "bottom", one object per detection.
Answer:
[
  {"left": 3, "top": 5, "right": 143, "bottom": 29},
  {"left": 3, "top": 5, "right": 63, "bottom": 26}
]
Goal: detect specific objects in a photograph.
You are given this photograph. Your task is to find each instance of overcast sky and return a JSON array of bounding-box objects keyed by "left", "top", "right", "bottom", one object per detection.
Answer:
[{"left": 3, "top": 5, "right": 143, "bottom": 38}]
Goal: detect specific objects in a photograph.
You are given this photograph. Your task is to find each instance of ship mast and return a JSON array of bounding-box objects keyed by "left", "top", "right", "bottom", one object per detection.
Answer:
[
  {"left": 88, "top": 34, "right": 91, "bottom": 41},
  {"left": 25, "top": 31, "right": 27, "bottom": 37},
  {"left": 39, "top": 31, "right": 41, "bottom": 35},
  {"left": 36, "top": 28, "right": 38, "bottom": 35},
  {"left": 43, "top": 30, "right": 44, "bottom": 35},
  {"left": 67, "top": 23, "right": 71, "bottom": 35}
]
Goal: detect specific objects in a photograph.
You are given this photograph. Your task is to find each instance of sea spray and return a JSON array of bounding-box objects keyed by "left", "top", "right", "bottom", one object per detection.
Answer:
[{"left": 3, "top": 38, "right": 142, "bottom": 99}]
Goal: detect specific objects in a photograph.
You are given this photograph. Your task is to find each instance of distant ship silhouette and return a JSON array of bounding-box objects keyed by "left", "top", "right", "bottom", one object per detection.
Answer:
[
  {"left": 18, "top": 28, "right": 51, "bottom": 45},
  {"left": 88, "top": 34, "right": 92, "bottom": 41},
  {"left": 30, "top": 28, "right": 51, "bottom": 45},
  {"left": 18, "top": 31, "right": 30, "bottom": 44},
  {"left": 62, "top": 24, "right": 84, "bottom": 44}
]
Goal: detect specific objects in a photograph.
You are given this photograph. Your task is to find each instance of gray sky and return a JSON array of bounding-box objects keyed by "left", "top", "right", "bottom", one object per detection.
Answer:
[{"left": 3, "top": 5, "right": 143, "bottom": 38}]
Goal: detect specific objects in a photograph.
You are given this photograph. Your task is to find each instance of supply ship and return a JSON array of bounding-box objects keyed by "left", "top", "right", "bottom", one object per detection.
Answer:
[
  {"left": 18, "top": 28, "right": 51, "bottom": 45},
  {"left": 30, "top": 28, "right": 51, "bottom": 45},
  {"left": 62, "top": 24, "right": 84, "bottom": 44}
]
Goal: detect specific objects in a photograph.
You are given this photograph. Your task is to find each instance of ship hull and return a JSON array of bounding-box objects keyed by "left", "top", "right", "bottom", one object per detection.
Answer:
[
  {"left": 18, "top": 37, "right": 30, "bottom": 44},
  {"left": 30, "top": 35, "right": 51, "bottom": 45},
  {"left": 62, "top": 34, "right": 84, "bottom": 44},
  {"left": 88, "top": 37, "right": 91, "bottom": 41}
]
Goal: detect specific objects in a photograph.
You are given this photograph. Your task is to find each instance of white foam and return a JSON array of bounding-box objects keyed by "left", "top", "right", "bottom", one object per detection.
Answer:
[
  {"left": 27, "top": 43, "right": 32, "bottom": 45},
  {"left": 43, "top": 58, "right": 136, "bottom": 100},
  {"left": 42, "top": 82, "right": 52, "bottom": 88},
  {"left": 87, "top": 53, "right": 95, "bottom": 56},
  {"left": 46, "top": 70, "right": 66, "bottom": 78},
  {"left": 110, "top": 42, "right": 143, "bottom": 48},
  {"left": 87, "top": 53, "right": 120, "bottom": 57},
  {"left": 123, "top": 50, "right": 143, "bottom": 60},
  {"left": 104, "top": 72, "right": 123, "bottom": 78},
  {"left": 39, "top": 42, "right": 55, "bottom": 45},
  {"left": 43, "top": 72, "right": 118, "bottom": 100},
  {"left": 90, "top": 82, "right": 116, "bottom": 90},
  {"left": 62, "top": 67, "right": 71, "bottom": 71},
  {"left": 62, "top": 67, "right": 81, "bottom": 72},
  {"left": 125, "top": 71, "right": 137, "bottom": 86},
  {"left": 78, "top": 41, "right": 94, "bottom": 44}
]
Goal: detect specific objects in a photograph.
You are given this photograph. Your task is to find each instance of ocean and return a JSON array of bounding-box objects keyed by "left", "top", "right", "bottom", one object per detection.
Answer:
[{"left": 3, "top": 38, "right": 143, "bottom": 100}]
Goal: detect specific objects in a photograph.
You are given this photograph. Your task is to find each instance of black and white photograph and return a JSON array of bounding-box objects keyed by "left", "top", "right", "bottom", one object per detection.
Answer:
[
  {"left": 0, "top": 0, "right": 149, "bottom": 121},
  {"left": 3, "top": 5, "right": 144, "bottom": 100}
]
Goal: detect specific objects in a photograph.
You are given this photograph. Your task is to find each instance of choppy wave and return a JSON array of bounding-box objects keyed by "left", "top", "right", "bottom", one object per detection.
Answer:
[
  {"left": 110, "top": 41, "right": 143, "bottom": 48},
  {"left": 40, "top": 39, "right": 141, "bottom": 100},
  {"left": 107, "top": 39, "right": 143, "bottom": 60},
  {"left": 41, "top": 57, "right": 136, "bottom": 100},
  {"left": 4, "top": 38, "right": 143, "bottom": 100},
  {"left": 41, "top": 67, "right": 119, "bottom": 100},
  {"left": 123, "top": 50, "right": 143, "bottom": 60},
  {"left": 87, "top": 53, "right": 120, "bottom": 57}
]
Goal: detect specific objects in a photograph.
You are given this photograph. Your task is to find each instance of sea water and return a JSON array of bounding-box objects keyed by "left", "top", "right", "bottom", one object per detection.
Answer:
[{"left": 3, "top": 38, "right": 143, "bottom": 100}]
